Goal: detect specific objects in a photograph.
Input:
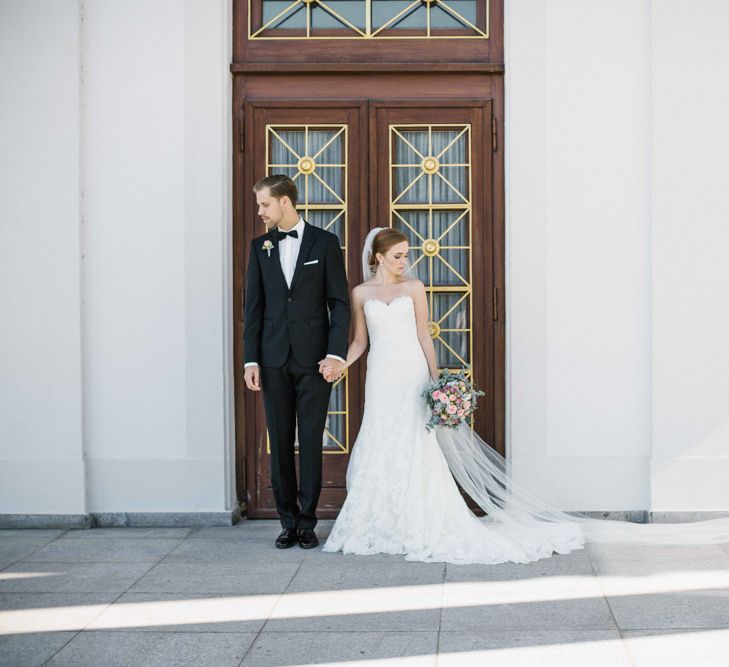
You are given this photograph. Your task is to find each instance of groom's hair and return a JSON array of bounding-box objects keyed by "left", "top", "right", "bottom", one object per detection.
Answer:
[{"left": 253, "top": 174, "right": 298, "bottom": 208}]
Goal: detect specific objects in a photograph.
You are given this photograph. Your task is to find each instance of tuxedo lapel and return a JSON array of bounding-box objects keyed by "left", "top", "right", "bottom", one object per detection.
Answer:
[
  {"left": 263, "top": 228, "right": 289, "bottom": 293},
  {"left": 288, "top": 222, "right": 316, "bottom": 293}
]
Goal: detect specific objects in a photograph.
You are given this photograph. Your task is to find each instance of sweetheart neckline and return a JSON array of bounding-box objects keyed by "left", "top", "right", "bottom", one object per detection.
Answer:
[{"left": 363, "top": 294, "right": 414, "bottom": 308}]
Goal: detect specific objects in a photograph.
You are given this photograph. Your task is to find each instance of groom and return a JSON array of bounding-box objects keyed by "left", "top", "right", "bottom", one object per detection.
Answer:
[{"left": 243, "top": 175, "right": 350, "bottom": 549}]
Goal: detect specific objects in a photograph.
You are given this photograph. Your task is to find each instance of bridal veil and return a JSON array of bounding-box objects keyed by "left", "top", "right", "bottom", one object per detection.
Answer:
[{"left": 361, "top": 228, "right": 729, "bottom": 545}]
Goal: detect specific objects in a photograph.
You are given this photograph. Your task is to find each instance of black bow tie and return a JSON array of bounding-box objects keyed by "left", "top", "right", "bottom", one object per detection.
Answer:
[{"left": 275, "top": 229, "right": 298, "bottom": 241}]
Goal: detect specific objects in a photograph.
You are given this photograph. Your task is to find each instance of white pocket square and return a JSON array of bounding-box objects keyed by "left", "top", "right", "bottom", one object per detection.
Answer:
[{"left": 303, "top": 259, "right": 319, "bottom": 265}]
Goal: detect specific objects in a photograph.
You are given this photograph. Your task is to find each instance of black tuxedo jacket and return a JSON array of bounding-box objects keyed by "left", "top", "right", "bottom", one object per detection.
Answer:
[{"left": 244, "top": 222, "right": 351, "bottom": 368}]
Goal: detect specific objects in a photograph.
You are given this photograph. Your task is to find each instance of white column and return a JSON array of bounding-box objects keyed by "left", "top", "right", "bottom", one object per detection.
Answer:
[
  {"left": 0, "top": 1, "right": 87, "bottom": 516},
  {"left": 650, "top": 1, "right": 729, "bottom": 513},
  {"left": 81, "top": 0, "right": 234, "bottom": 513},
  {"left": 506, "top": 0, "right": 653, "bottom": 510}
]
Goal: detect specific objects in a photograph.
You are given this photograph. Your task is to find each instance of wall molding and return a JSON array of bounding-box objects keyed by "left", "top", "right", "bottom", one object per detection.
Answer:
[{"left": 0, "top": 509, "right": 242, "bottom": 530}]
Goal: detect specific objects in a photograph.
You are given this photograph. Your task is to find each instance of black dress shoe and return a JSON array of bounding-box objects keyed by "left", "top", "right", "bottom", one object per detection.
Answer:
[
  {"left": 275, "top": 528, "right": 297, "bottom": 549},
  {"left": 297, "top": 528, "right": 319, "bottom": 549}
]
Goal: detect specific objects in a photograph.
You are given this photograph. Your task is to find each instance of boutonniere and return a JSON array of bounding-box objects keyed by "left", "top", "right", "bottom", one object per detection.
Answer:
[{"left": 262, "top": 239, "right": 274, "bottom": 257}]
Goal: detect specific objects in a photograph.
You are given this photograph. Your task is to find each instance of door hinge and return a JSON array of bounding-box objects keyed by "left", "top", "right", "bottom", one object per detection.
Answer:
[
  {"left": 491, "top": 116, "right": 498, "bottom": 152},
  {"left": 239, "top": 116, "right": 245, "bottom": 153},
  {"left": 492, "top": 286, "right": 499, "bottom": 321}
]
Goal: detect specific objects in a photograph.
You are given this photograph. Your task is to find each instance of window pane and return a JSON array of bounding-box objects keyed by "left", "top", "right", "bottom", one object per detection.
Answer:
[
  {"left": 262, "top": 1, "right": 306, "bottom": 28},
  {"left": 313, "top": 0, "right": 366, "bottom": 29},
  {"left": 255, "top": 0, "right": 484, "bottom": 37},
  {"left": 372, "top": 0, "right": 424, "bottom": 30}
]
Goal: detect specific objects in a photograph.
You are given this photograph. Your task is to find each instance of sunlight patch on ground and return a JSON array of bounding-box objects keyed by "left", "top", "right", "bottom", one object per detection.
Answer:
[
  {"left": 0, "top": 572, "right": 56, "bottom": 581},
  {"left": 3, "top": 567, "right": 729, "bottom": 635}
]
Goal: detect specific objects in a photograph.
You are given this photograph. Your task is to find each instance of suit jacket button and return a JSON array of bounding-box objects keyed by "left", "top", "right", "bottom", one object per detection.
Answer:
[{"left": 287, "top": 297, "right": 293, "bottom": 302}]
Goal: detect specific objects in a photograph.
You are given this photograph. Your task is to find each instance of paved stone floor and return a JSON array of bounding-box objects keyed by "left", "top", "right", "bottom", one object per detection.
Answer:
[{"left": 1, "top": 520, "right": 729, "bottom": 666}]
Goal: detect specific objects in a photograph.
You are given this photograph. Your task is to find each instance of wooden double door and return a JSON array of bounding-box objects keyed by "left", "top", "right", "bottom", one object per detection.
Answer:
[{"left": 239, "top": 97, "right": 501, "bottom": 518}]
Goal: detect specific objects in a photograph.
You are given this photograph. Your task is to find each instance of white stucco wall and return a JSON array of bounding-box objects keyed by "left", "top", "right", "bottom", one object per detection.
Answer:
[
  {"left": 506, "top": 0, "right": 653, "bottom": 510},
  {"left": 650, "top": 1, "right": 729, "bottom": 511},
  {"left": 506, "top": 0, "right": 729, "bottom": 511},
  {"left": 0, "top": 0, "right": 86, "bottom": 514},
  {"left": 1, "top": 0, "right": 727, "bottom": 519},
  {"left": 0, "top": 0, "right": 235, "bottom": 517},
  {"left": 80, "top": 0, "right": 234, "bottom": 513}
]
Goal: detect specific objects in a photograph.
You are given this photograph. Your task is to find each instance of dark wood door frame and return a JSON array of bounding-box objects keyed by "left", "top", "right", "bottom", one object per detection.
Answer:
[{"left": 232, "top": 83, "right": 506, "bottom": 516}]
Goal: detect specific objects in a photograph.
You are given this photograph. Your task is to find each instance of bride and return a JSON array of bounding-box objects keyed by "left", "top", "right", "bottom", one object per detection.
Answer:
[{"left": 320, "top": 228, "right": 729, "bottom": 565}]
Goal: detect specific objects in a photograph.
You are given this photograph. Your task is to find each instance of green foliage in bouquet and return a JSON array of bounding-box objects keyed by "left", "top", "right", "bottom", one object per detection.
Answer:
[{"left": 421, "top": 369, "right": 485, "bottom": 431}]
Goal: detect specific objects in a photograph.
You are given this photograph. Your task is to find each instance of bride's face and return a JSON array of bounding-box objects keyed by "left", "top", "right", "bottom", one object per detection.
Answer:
[{"left": 378, "top": 241, "right": 409, "bottom": 276}]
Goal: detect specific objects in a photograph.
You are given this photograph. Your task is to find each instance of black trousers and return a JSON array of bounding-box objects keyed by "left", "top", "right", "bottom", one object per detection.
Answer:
[{"left": 260, "top": 351, "right": 333, "bottom": 530}]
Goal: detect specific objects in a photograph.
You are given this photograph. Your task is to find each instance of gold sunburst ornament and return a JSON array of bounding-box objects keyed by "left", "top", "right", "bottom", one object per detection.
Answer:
[
  {"left": 421, "top": 156, "right": 440, "bottom": 174},
  {"left": 422, "top": 238, "right": 440, "bottom": 256},
  {"left": 297, "top": 156, "right": 316, "bottom": 174}
]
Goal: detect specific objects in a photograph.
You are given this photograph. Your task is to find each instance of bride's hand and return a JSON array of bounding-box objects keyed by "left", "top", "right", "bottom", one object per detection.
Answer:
[{"left": 318, "top": 358, "right": 342, "bottom": 383}]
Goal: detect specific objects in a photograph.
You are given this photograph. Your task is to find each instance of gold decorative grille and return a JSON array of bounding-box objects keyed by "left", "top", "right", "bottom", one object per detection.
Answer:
[
  {"left": 265, "top": 124, "right": 350, "bottom": 455},
  {"left": 249, "top": 0, "right": 488, "bottom": 39},
  {"left": 389, "top": 123, "right": 473, "bottom": 381}
]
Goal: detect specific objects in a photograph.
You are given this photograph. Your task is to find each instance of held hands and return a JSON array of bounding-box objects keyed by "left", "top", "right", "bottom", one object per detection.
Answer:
[{"left": 318, "top": 358, "right": 346, "bottom": 383}]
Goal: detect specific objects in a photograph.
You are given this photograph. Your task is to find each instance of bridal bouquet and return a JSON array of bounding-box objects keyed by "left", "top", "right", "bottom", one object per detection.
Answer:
[{"left": 421, "top": 370, "right": 485, "bottom": 431}]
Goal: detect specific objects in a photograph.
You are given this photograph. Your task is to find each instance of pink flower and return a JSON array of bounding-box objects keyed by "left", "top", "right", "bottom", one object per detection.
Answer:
[
  {"left": 447, "top": 404, "right": 458, "bottom": 415},
  {"left": 449, "top": 395, "right": 457, "bottom": 402},
  {"left": 457, "top": 409, "right": 465, "bottom": 417},
  {"left": 463, "top": 401, "right": 471, "bottom": 410},
  {"left": 431, "top": 390, "right": 440, "bottom": 400}
]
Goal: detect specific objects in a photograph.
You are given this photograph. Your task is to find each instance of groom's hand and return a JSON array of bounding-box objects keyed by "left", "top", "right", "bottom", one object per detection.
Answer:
[
  {"left": 318, "top": 359, "right": 333, "bottom": 382},
  {"left": 319, "top": 358, "right": 345, "bottom": 383},
  {"left": 244, "top": 365, "right": 261, "bottom": 391},
  {"left": 319, "top": 362, "right": 331, "bottom": 382}
]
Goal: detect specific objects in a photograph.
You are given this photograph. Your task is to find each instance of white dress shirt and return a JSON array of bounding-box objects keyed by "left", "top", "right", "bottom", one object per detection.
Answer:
[
  {"left": 279, "top": 216, "right": 306, "bottom": 289},
  {"left": 245, "top": 216, "right": 345, "bottom": 369}
]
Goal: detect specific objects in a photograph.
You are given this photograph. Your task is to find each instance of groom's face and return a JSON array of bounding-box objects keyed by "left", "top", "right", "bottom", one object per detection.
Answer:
[{"left": 256, "top": 187, "right": 286, "bottom": 228}]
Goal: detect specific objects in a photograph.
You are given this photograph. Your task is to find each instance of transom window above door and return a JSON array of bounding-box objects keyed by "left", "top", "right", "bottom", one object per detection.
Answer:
[{"left": 249, "top": 0, "right": 488, "bottom": 39}]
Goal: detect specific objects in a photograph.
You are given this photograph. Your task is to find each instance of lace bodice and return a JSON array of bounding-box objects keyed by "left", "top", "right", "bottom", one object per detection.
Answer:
[
  {"left": 363, "top": 294, "right": 420, "bottom": 354},
  {"left": 362, "top": 294, "right": 430, "bottom": 407}
]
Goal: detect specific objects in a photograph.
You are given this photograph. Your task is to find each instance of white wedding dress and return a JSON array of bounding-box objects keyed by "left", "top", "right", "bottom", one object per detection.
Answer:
[
  {"left": 323, "top": 292, "right": 729, "bottom": 564},
  {"left": 322, "top": 294, "right": 585, "bottom": 564}
]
